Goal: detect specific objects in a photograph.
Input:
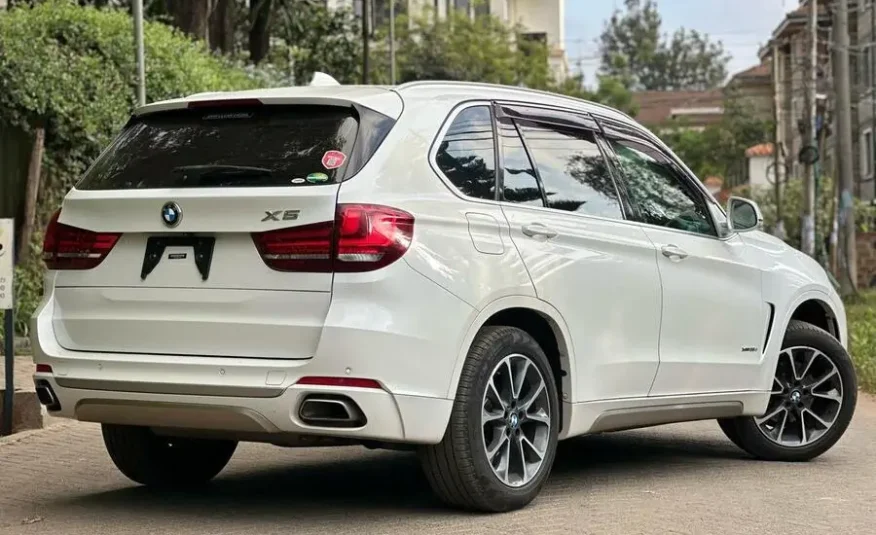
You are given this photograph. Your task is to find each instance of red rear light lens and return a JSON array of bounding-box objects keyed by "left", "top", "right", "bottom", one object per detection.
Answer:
[
  {"left": 42, "top": 210, "right": 121, "bottom": 270},
  {"left": 35, "top": 364, "right": 53, "bottom": 374},
  {"left": 296, "top": 376, "right": 382, "bottom": 389},
  {"left": 251, "top": 204, "right": 414, "bottom": 273},
  {"left": 335, "top": 204, "right": 414, "bottom": 273},
  {"left": 251, "top": 221, "right": 334, "bottom": 272}
]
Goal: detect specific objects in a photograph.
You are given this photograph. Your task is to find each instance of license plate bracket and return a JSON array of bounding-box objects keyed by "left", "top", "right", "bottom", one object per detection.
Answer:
[{"left": 141, "top": 235, "right": 216, "bottom": 281}]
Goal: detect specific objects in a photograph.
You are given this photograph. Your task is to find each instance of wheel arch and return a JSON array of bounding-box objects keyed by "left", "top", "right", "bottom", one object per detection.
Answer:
[
  {"left": 446, "top": 296, "right": 575, "bottom": 429},
  {"left": 789, "top": 298, "right": 841, "bottom": 342},
  {"left": 758, "top": 289, "right": 846, "bottom": 392}
]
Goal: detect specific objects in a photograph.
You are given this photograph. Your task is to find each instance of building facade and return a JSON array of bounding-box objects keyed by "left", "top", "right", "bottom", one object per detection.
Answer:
[
  {"left": 759, "top": 0, "right": 874, "bottom": 201},
  {"left": 856, "top": 0, "right": 876, "bottom": 200},
  {"left": 328, "top": 0, "right": 568, "bottom": 82}
]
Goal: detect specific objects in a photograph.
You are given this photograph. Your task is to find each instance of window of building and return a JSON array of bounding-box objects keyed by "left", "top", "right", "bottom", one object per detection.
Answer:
[
  {"left": 434, "top": 106, "right": 497, "bottom": 200},
  {"left": 863, "top": 129, "right": 873, "bottom": 178}
]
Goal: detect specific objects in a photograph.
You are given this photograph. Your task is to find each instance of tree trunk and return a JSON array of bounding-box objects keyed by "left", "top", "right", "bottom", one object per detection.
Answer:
[
  {"left": 249, "top": 0, "right": 273, "bottom": 64},
  {"left": 17, "top": 126, "right": 44, "bottom": 264},
  {"left": 167, "top": 0, "right": 211, "bottom": 43},
  {"left": 209, "top": 0, "right": 234, "bottom": 54}
]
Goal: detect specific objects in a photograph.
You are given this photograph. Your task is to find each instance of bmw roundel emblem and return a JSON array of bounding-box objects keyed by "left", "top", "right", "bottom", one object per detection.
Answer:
[{"left": 161, "top": 201, "right": 182, "bottom": 228}]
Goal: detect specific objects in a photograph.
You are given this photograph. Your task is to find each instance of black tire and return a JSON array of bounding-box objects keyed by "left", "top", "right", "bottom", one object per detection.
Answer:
[
  {"left": 418, "top": 326, "right": 560, "bottom": 512},
  {"left": 716, "top": 418, "right": 746, "bottom": 450},
  {"left": 102, "top": 424, "right": 237, "bottom": 487},
  {"left": 718, "top": 320, "right": 857, "bottom": 462}
]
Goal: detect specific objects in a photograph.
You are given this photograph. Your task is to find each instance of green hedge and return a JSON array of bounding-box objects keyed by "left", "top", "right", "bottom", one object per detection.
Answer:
[
  {"left": 847, "top": 292, "right": 876, "bottom": 393},
  {"left": 0, "top": 1, "right": 258, "bottom": 339}
]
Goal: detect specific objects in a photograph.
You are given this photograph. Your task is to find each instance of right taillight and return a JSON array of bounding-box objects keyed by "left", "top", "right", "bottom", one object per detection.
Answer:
[
  {"left": 42, "top": 210, "right": 121, "bottom": 270},
  {"left": 251, "top": 204, "right": 414, "bottom": 273}
]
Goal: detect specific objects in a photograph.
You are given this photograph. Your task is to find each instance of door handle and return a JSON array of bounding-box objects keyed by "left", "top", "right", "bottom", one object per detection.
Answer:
[
  {"left": 661, "top": 244, "right": 689, "bottom": 260},
  {"left": 521, "top": 223, "right": 558, "bottom": 239}
]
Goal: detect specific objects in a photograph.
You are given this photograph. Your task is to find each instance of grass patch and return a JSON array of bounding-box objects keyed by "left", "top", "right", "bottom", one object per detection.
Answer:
[{"left": 846, "top": 291, "right": 876, "bottom": 393}]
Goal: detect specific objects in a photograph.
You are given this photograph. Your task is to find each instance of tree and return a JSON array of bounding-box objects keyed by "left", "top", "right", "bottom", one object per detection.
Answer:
[
  {"left": 249, "top": 0, "right": 273, "bottom": 64},
  {"left": 554, "top": 73, "right": 638, "bottom": 117},
  {"left": 657, "top": 90, "right": 773, "bottom": 185},
  {"left": 270, "top": 1, "right": 361, "bottom": 85},
  {"left": 600, "top": 0, "right": 730, "bottom": 91},
  {"left": 368, "top": 8, "right": 634, "bottom": 114},
  {"left": 369, "top": 9, "right": 552, "bottom": 88}
]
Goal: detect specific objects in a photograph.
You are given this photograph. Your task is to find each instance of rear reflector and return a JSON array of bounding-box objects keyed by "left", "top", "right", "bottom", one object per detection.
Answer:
[
  {"left": 252, "top": 204, "right": 414, "bottom": 273},
  {"left": 42, "top": 210, "right": 121, "bottom": 270},
  {"left": 296, "top": 377, "right": 383, "bottom": 389},
  {"left": 35, "top": 364, "right": 53, "bottom": 374}
]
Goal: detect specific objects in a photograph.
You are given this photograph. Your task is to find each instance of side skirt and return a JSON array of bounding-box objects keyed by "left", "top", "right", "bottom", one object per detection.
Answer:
[{"left": 559, "top": 390, "right": 771, "bottom": 439}]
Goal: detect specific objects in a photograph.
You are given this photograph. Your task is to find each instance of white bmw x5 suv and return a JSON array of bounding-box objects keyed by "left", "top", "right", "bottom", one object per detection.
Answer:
[{"left": 31, "top": 81, "right": 857, "bottom": 512}]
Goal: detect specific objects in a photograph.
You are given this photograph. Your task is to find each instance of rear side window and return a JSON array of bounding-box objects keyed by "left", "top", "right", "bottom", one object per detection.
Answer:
[
  {"left": 498, "top": 118, "right": 543, "bottom": 207},
  {"left": 434, "top": 106, "right": 496, "bottom": 200},
  {"left": 517, "top": 121, "right": 623, "bottom": 219},
  {"left": 76, "top": 105, "right": 394, "bottom": 189}
]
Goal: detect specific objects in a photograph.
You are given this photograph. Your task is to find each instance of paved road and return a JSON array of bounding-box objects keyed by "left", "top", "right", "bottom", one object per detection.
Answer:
[{"left": 2, "top": 396, "right": 875, "bottom": 535}]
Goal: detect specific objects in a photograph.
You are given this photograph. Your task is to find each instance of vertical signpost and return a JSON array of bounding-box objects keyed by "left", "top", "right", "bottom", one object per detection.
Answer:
[{"left": 0, "top": 219, "right": 14, "bottom": 436}]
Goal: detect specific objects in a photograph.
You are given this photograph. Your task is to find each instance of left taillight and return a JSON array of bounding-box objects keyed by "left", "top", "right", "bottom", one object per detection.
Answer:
[{"left": 42, "top": 210, "right": 121, "bottom": 270}]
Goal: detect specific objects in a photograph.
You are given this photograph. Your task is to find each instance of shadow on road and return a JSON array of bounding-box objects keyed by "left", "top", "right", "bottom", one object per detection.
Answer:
[{"left": 58, "top": 428, "right": 748, "bottom": 517}]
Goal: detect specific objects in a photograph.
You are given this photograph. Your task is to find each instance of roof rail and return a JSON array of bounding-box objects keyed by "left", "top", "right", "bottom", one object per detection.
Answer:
[{"left": 395, "top": 80, "right": 635, "bottom": 121}]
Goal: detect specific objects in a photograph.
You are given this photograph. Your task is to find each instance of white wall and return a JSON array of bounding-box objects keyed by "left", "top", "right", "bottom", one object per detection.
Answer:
[{"left": 747, "top": 155, "right": 773, "bottom": 191}]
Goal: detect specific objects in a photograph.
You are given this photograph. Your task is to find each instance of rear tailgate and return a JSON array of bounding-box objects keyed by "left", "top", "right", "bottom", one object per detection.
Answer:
[{"left": 49, "top": 97, "right": 399, "bottom": 359}]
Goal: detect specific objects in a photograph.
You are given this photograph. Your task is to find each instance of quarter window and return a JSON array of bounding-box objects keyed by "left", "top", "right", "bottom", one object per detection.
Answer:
[
  {"left": 608, "top": 138, "right": 716, "bottom": 236},
  {"left": 498, "top": 118, "right": 543, "bottom": 207},
  {"left": 517, "top": 121, "right": 623, "bottom": 219},
  {"left": 435, "top": 106, "right": 496, "bottom": 200}
]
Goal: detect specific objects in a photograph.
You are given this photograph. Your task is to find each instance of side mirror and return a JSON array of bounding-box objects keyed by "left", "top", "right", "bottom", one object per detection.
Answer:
[{"left": 727, "top": 196, "right": 763, "bottom": 233}]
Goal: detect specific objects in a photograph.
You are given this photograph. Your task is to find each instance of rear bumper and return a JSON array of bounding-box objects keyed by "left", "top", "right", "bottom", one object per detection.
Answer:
[
  {"left": 28, "top": 346, "right": 453, "bottom": 444},
  {"left": 30, "top": 260, "right": 477, "bottom": 444}
]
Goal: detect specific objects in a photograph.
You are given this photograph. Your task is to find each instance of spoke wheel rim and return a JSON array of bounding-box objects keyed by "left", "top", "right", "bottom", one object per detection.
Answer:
[
  {"left": 481, "top": 353, "right": 551, "bottom": 488},
  {"left": 756, "top": 346, "right": 843, "bottom": 448}
]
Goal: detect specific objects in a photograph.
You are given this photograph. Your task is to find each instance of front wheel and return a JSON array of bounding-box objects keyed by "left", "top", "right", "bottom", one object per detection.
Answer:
[
  {"left": 718, "top": 320, "right": 857, "bottom": 461},
  {"left": 102, "top": 424, "right": 237, "bottom": 488},
  {"left": 419, "top": 326, "right": 560, "bottom": 512}
]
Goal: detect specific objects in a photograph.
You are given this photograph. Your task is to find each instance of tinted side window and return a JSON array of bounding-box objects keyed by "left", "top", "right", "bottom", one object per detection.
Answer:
[
  {"left": 517, "top": 121, "right": 623, "bottom": 219},
  {"left": 435, "top": 106, "right": 496, "bottom": 200},
  {"left": 498, "top": 118, "right": 543, "bottom": 206},
  {"left": 608, "top": 138, "right": 716, "bottom": 236}
]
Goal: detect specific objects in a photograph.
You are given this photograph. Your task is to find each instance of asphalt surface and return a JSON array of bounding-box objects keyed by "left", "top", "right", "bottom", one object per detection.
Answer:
[{"left": 1, "top": 396, "right": 874, "bottom": 535}]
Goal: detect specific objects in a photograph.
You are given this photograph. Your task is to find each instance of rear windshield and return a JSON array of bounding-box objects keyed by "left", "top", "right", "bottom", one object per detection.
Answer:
[{"left": 76, "top": 104, "right": 394, "bottom": 189}]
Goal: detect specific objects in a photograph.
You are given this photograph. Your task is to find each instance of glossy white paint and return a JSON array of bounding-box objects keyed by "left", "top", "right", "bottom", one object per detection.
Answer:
[
  {"left": 643, "top": 228, "right": 767, "bottom": 396},
  {"left": 31, "top": 81, "right": 847, "bottom": 448}
]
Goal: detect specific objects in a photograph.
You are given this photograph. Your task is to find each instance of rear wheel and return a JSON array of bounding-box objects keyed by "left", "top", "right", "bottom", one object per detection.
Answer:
[
  {"left": 718, "top": 320, "right": 857, "bottom": 461},
  {"left": 102, "top": 424, "right": 237, "bottom": 488},
  {"left": 419, "top": 326, "right": 559, "bottom": 512}
]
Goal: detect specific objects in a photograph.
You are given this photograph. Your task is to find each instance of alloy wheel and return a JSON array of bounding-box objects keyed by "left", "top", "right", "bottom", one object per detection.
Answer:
[
  {"left": 481, "top": 353, "right": 551, "bottom": 487},
  {"left": 756, "top": 346, "right": 844, "bottom": 447}
]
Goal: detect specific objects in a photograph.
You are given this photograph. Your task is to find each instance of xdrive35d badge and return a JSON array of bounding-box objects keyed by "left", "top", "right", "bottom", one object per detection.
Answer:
[{"left": 161, "top": 201, "right": 182, "bottom": 228}]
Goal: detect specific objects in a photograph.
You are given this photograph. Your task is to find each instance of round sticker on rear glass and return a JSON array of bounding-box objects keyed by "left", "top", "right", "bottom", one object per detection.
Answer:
[
  {"left": 321, "top": 150, "right": 347, "bottom": 170},
  {"left": 306, "top": 172, "right": 329, "bottom": 183},
  {"left": 291, "top": 177, "right": 306, "bottom": 184}
]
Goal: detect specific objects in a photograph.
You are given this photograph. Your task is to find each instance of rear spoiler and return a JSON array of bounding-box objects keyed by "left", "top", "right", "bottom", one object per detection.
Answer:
[{"left": 131, "top": 72, "right": 402, "bottom": 120}]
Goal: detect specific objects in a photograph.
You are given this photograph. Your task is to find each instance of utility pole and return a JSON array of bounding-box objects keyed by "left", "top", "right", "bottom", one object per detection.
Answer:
[
  {"left": 389, "top": 0, "right": 396, "bottom": 85},
  {"left": 362, "top": 0, "right": 370, "bottom": 84},
  {"left": 801, "top": 0, "right": 818, "bottom": 257},
  {"left": 835, "top": 0, "right": 858, "bottom": 293},
  {"left": 132, "top": 0, "right": 146, "bottom": 107},
  {"left": 772, "top": 41, "right": 786, "bottom": 240}
]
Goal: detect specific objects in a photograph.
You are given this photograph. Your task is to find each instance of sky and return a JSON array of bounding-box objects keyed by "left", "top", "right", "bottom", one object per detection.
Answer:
[{"left": 564, "top": 0, "right": 799, "bottom": 86}]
